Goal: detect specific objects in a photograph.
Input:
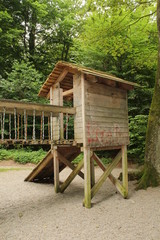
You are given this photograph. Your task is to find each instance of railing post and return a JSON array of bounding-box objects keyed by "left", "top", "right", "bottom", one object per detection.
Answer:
[
  {"left": 66, "top": 113, "right": 68, "bottom": 140},
  {"left": 9, "top": 114, "right": 11, "bottom": 140},
  {"left": 2, "top": 108, "right": 5, "bottom": 141},
  {"left": 24, "top": 109, "right": 27, "bottom": 141},
  {"left": 48, "top": 116, "right": 50, "bottom": 141},
  {"left": 50, "top": 112, "right": 53, "bottom": 141},
  {"left": 14, "top": 108, "right": 17, "bottom": 140},
  {"left": 21, "top": 114, "right": 23, "bottom": 139},
  {"left": 17, "top": 114, "right": 20, "bottom": 140},
  {"left": 33, "top": 109, "right": 36, "bottom": 141},
  {"left": 0, "top": 113, "right": 2, "bottom": 140}
]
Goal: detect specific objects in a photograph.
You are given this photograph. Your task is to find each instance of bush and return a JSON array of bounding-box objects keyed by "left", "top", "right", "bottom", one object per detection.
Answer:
[
  {"left": 128, "top": 115, "right": 148, "bottom": 164},
  {"left": 0, "top": 148, "right": 47, "bottom": 164}
]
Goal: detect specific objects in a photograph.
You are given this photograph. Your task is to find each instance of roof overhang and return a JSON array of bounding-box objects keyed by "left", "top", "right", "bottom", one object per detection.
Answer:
[{"left": 38, "top": 61, "right": 139, "bottom": 98}]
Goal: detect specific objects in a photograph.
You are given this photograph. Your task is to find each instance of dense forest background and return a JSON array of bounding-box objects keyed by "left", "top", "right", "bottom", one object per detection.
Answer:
[{"left": 0, "top": 0, "right": 158, "bottom": 164}]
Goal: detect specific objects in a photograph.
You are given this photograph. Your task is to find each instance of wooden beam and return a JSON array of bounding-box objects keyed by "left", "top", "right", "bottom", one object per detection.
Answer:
[
  {"left": 91, "top": 150, "right": 122, "bottom": 199},
  {"left": 53, "top": 147, "right": 60, "bottom": 193},
  {"left": 63, "top": 88, "right": 73, "bottom": 97},
  {"left": 122, "top": 145, "right": 128, "bottom": 198},
  {"left": 24, "top": 150, "right": 53, "bottom": 181},
  {"left": 57, "top": 151, "right": 84, "bottom": 179},
  {"left": 60, "top": 158, "right": 84, "bottom": 193},
  {"left": 54, "top": 68, "right": 68, "bottom": 85},
  {"left": 0, "top": 99, "right": 76, "bottom": 115},
  {"left": 92, "top": 153, "right": 126, "bottom": 197},
  {"left": 108, "top": 174, "right": 126, "bottom": 198}
]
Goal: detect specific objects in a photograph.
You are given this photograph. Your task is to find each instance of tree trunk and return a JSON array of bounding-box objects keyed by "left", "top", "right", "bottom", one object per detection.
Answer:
[
  {"left": 29, "top": 9, "right": 37, "bottom": 57},
  {"left": 137, "top": 1, "right": 160, "bottom": 189}
]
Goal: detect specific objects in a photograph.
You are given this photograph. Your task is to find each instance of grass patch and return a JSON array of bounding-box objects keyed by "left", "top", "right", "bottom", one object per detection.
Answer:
[
  {"left": 0, "top": 168, "right": 28, "bottom": 172},
  {"left": 0, "top": 148, "right": 47, "bottom": 164}
]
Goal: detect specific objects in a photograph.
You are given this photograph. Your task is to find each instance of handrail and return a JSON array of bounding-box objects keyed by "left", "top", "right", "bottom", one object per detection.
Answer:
[
  {"left": 0, "top": 99, "right": 75, "bottom": 144},
  {"left": 0, "top": 99, "right": 76, "bottom": 116}
]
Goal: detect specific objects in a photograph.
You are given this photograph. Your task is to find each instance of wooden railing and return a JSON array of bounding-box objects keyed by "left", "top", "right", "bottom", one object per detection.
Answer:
[{"left": 0, "top": 99, "right": 76, "bottom": 145}]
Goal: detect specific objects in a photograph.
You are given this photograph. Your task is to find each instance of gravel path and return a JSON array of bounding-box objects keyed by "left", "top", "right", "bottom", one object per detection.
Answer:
[{"left": 0, "top": 164, "right": 160, "bottom": 240}]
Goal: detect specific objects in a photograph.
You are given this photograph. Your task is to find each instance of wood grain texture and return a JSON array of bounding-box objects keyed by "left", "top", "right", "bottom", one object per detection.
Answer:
[
  {"left": 84, "top": 81, "right": 129, "bottom": 147},
  {"left": 73, "top": 74, "right": 83, "bottom": 143}
]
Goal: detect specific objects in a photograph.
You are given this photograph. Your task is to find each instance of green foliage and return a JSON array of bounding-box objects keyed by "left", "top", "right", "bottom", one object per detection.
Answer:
[
  {"left": 0, "top": 0, "right": 158, "bottom": 163},
  {"left": 0, "top": 148, "right": 46, "bottom": 164},
  {"left": 0, "top": 60, "right": 44, "bottom": 102},
  {"left": 128, "top": 115, "right": 148, "bottom": 163},
  {"left": 72, "top": 153, "right": 83, "bottom": 164}
]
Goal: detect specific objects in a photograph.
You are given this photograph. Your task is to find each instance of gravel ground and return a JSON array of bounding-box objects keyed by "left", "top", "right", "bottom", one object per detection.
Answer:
[{"left": 0, "top": 163, "right": 160, "bottom": 240}]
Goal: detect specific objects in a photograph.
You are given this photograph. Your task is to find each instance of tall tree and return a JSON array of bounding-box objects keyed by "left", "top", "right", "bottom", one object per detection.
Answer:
[{"left": 138, "top": 0, "right": 160, "bottom": 188}]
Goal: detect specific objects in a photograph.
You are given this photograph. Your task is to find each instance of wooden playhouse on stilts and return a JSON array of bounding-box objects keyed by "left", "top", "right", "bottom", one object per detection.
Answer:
[{"left": 0, "top": 61, "right": 137, "bottom": 208}]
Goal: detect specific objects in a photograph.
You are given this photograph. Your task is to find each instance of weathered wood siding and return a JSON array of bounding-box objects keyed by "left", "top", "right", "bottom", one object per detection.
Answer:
[
  {"left": 50, "top": 84, "right": 63, "bottom": 140},
  {"left": 73, "top": 74, "right": 83, "bottom": 143},
  {"left": 84, "top": 80, "right": 129, "bottom": 147}
]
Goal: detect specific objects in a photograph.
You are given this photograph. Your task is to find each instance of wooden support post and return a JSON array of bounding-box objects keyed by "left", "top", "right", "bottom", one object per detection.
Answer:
[
  {"left": 91, "top": 150, "right": 122, "bottom": 199},
  {"left": 83, "top": 147, "right": 91, "bottom": 208},
  {"left": 81, "top": 73, "right": 91, "bottom": 208},
  {"left": 59, "top": 88, "right": 64, "bottom": 140},
  {"left": 53, "top": 147, "right": 59, "bottom": 193},
  {"left": 60, "top": 158, "right": 84, "bottom": 193},
  {"left": 122, "top": 145, "right": 128, "bottom": 198},
  {"left": 90, "top": 151, "right": 95, "bottom": 187}
]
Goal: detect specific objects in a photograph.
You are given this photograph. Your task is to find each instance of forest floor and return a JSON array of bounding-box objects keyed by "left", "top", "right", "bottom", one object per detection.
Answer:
[{"left": 0, "top": 161, "right": 160, "bottom": 240}]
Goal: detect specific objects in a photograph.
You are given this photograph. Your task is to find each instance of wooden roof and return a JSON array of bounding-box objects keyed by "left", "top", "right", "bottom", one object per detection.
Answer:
[{"left": 38, "top": 61, "right": 138, "bottom": 98}]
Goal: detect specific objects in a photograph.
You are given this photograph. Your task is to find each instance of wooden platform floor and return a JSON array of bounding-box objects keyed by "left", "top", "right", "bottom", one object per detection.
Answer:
[{"left": 0, "top": 139, "right": 78, "bottom": 146}]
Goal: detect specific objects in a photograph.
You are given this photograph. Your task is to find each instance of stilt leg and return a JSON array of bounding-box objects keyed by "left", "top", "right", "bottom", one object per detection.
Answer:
[
  {"left": 90, "top": 151, "right": 95, "bottom": 188},
  {"left": 84, "top": 147, "right": 91, "bottom": 208},
  {"left": 122, "top": 145, "right": 128, "bottom": 198},
  {"left": 53, "top": 147, "right": 59, "bottom": 193}
]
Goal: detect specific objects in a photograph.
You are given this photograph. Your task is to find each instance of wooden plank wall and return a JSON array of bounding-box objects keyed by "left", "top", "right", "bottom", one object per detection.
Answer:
[
  {"left": 73, "top": 74, "right": 83, "bottom": 143},
  {"left": 50, "top": 84, "right": 63, "bottom": 140},
  {"left": 83, "top": 80, "right": 130, "bottom": 147}
]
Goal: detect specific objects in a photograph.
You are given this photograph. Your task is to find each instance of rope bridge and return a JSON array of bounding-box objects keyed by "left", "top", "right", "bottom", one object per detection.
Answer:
[{"left": 0, "top": 99, "right": 76, "bottom": 145}]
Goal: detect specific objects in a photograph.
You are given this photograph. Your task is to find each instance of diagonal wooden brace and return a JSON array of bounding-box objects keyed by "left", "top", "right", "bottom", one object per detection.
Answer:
[
  {"left": 60, "top": 158, "right": 84, "bottom": 193},
  {"left": 91, "top": 150, "right": 122, "bottom": 199},
  {"left": 57, "top": 151, "right": 84, "bottom": 179},
  {"left": 92, "top": 152, "right": 127, "bottom": 197}
]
